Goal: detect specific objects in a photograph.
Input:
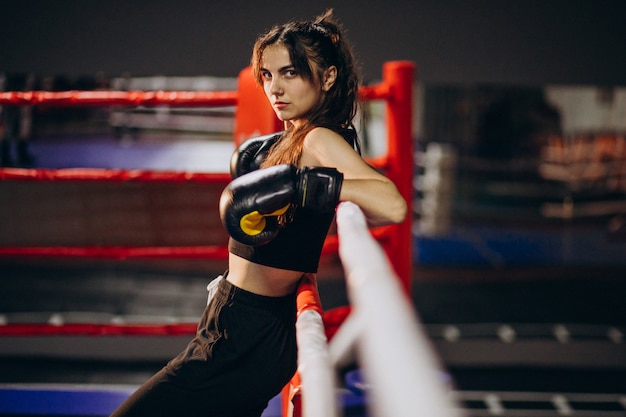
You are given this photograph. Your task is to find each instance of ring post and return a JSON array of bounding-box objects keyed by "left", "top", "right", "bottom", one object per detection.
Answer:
[
  {"left": 383, "top": 61, "right": 415, "bottom": 294},
  {"left": 233, "top": 67, "right": 283, "bottom": 146}
]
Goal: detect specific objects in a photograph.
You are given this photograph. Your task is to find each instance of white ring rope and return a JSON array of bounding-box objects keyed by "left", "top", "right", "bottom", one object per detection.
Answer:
[
  {"left": 295, "top": 309, "right": 340, "bottom": 417},
  {"left": 332, "top": 201, "right": 461, "bottom": 417}
]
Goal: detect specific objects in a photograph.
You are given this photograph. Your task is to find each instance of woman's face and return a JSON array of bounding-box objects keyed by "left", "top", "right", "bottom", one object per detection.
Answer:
[{"left": 260, "top": 44, "right": 322, "bottom": 127}]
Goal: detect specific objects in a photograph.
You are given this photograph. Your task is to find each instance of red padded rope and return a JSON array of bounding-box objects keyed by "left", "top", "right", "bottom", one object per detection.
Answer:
[
  {"left": 0, "top": 85, "right": 386, "bottom": 108},
  {"left": 0, "top": 167, "right": 232, "bottom": 183},
  {"left": 296, "top": 274, "right": 324, "bottom": 317},
  {"left": 0, "top": 90, "right": 237, "bottom": 107},
  {"left": 0, "top": 322, "right": 197, "bottom": 336},
  {"left": 0, "top": 245, "right": 229, "bottom": 259},
  {"left": 0, "top": 227, "right": 390, "bottom": 259}
]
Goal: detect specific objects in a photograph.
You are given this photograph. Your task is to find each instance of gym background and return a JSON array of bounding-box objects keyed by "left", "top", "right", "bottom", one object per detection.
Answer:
[
  {"left": 1, "top": 1, "right": 625, "bottom": 416},
  {"left": 2, "top": 0, "right": 625, "bottom": 85}
]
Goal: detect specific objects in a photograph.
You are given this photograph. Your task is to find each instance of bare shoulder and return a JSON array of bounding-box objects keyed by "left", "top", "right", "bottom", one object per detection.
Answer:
[
  {"left": 301, "top": 127, "right": 358, "bottom": 167},
  {"left": 304, "top": 127, "right": 347, "bottom": 147}
]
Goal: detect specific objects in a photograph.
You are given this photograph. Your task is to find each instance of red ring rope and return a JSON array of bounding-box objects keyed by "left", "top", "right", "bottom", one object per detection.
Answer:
[
  {"left": 0, "top": 167, "right": 232, "bottom": 182},
  {"left": 0, "top": 90, "right": 238, "bottom": 107},
  {"left": 0, "top": 245, "right": 229, "bottom": 259},
  {"left": 0, "top": 322, "right": 198, "bottom": 336},
  {"left": 0, "top": 86, "right": 386, "bottom": 107},
  {"left": 0, "top": 225, "right": 392, "bottom": 259}
]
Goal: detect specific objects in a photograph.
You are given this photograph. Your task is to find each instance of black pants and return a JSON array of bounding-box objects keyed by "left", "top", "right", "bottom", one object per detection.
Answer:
[{"left": 110, "top": 277, "right": 298, "bottom": 417}]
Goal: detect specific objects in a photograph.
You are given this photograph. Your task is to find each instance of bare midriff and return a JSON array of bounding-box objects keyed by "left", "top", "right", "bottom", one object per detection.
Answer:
[{"left": 226, "top": 253, "right": 304, "bottom": 297}]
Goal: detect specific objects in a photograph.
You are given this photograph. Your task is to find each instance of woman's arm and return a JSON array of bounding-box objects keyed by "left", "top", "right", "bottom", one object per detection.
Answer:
[{"left": 300, "top": 127, "right": 407, "bottom": 226}]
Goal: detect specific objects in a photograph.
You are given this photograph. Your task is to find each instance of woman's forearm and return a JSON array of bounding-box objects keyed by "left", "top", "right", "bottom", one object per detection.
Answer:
[{"left": 340, "top": 178, "right": 408, "bottom": 226}]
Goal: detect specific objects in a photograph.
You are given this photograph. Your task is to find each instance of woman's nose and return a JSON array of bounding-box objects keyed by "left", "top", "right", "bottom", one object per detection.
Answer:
[{"left": 270, "top": 79, "right": 283, "bottom": 96}]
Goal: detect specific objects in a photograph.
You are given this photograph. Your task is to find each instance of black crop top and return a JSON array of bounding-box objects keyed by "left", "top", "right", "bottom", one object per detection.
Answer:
[
  {"left": 228, "top": 127, "right": 357, "bottom": 273},
  {"left": 229, "top": 205, "right": 334, "bottom": 273}
]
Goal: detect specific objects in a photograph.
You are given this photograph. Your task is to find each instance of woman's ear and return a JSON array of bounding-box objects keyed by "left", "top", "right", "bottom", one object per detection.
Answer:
[{"left": 322, "top": 66, "right": 337, "bottom": 92}]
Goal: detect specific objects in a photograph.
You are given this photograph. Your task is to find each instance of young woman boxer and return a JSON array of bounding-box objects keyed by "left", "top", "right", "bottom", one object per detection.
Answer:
[{"left": 110, "top": 9, "right": 406, "bottom": 417}]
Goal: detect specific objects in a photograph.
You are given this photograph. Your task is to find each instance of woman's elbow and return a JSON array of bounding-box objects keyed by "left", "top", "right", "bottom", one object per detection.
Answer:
[
  {"left": 383, "top": 180, "right": 409, "bottom": 224},
  {"left": 388, "top": 196, "right": 408, "bottom": 224},
  {"left": 369, "top": 195, "right": 408, "bottom": 226}
]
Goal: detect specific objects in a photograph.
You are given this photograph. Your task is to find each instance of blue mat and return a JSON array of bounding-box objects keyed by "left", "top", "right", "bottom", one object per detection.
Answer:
[
  {"left": 0, "top": 385, "right": 135, "bottom": 416},
  {"left": 0, "top": 384, "right": 363, "bottom": 417}
]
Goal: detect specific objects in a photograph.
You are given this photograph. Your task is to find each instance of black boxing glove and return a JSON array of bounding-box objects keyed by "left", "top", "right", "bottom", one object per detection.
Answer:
[
  {"left": 230, "top": 133, "right": 281, "bottom": 178},
  {"left": 220, "top": 164, "right": 343, "bottom": 246},
  {"left": 220, "top": 164, "right": 295, "bottom": 246},
  {"left": 295, "top": 166, "right": 343, "bottom": 212}
]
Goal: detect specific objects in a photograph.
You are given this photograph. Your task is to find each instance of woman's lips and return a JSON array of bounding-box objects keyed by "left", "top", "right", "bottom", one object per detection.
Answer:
[{"left": 274, "top": 101, "right": 288, "bottom": 110}]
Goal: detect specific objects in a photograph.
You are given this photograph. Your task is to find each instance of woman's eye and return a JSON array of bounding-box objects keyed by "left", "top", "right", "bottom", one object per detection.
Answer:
[
  {"left": 261, "top": 71, "right": 272, "bottom": 80},
  {"left": 284, "top": 69, "right": 297, "bottom": 78}
]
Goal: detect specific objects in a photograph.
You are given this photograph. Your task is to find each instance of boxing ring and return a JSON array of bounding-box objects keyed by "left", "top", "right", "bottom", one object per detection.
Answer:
[
  {"left": 0, "top": 62, "right": 459, "bottom": 416},
  {"left": 286, "top": 202, "right": 460, "bottom": 417},
  {"left": 0, "top": 62, "right": 413, "bottom": 289}
]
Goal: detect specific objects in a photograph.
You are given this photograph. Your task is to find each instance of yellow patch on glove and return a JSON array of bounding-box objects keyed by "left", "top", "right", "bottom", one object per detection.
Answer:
[{"left": 240, "top": 204, "right": 290, "bottom": 236}]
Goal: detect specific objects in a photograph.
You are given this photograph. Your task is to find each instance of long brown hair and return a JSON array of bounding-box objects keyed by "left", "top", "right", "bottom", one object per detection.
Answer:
[{"left": 251, "top": 9, "right": 361, "bottom": 167}]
